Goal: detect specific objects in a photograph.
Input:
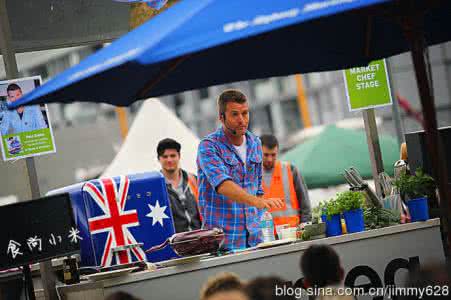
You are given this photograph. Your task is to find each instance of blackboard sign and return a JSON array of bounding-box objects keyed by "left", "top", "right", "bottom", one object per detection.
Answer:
[{"left": 0, "top": 193, "right": 80, "bottom": 270}]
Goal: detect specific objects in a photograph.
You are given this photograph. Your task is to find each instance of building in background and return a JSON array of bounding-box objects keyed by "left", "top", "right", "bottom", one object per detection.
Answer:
[{"left": 1, "top": 42, "right": 450, "bottom": 198}]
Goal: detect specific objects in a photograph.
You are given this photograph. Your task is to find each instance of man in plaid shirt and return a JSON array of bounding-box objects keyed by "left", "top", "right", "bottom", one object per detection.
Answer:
[{"left": 197, "top": 89, "right": 283, "bottom": 250}]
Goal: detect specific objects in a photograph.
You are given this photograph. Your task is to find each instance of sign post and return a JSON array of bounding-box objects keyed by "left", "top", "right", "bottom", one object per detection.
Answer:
[
  {"left": 343, "top": 59, "right": 393, "bottom": 198},
  {"left": 0, "top": 1, "right": 58, "bottom": 299}
]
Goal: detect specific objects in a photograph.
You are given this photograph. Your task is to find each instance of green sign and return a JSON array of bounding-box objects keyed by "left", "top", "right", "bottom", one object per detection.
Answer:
[
  {"left": 2, "top": 128, "right": 56, "bottom": 160},
  {"left": 343, "top": 59, "right": 392, "bottom": 111},
  {"left": 0, "top": 76, "right": 56, "bottom": 161}
]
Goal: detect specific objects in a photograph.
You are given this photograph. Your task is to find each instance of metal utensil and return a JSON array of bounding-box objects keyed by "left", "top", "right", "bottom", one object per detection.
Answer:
[{"left": 343, "top": 167, "right": 382, "bottom": 208}]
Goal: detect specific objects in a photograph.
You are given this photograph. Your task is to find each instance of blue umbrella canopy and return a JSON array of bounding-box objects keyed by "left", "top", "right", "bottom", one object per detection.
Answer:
[{"left": 8, "top": 0, "right": 451, "bottom": 108}]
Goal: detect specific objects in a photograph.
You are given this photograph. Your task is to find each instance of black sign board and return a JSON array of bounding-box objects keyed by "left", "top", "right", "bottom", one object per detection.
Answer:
[
  {"left": 0, "top": 193, "right": 80, "bottom": 270},
  {"left": 406, "top": 126, "right": 451, "bottom": 181}
]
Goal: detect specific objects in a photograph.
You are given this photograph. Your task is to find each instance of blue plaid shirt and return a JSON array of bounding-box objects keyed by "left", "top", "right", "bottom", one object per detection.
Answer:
[{"left": 197, "top": 127, "right": 264, "bottom": 250}]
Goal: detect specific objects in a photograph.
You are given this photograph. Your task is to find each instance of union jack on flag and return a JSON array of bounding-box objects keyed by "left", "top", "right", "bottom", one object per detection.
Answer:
[{"left": 83, "top": 176, "right": 146, "bottom": 267}]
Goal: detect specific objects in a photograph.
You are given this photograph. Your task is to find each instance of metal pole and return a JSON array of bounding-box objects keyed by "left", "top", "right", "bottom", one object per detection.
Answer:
[
  {"left": 115, "top": 107, "right": 129, "bottom": 140},
  {"left": 22, "top": 265, "right": 36, "bottom": 300},
  {"left": 386, "top": 59, "right": 405, "bottom": 145},
  {"left": 402, "top": 15, "right": 451, "bottom": 257},
  {"left": 441, "top": 45, "right": 451, "bottom": 107},
  {"left": 0, "top": 1, "right": 58, "bottom": 299},
  {"left": 295, "top": 74, "right": 312, "bottom": 128},
  {"left": 362, "top": 108, "right": 384, "bottom": 198}
]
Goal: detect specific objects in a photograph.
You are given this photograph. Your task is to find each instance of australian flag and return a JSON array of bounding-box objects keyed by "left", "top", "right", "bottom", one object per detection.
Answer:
[{"left": 50, "top": 172, "right": 177, "bottom": 267}]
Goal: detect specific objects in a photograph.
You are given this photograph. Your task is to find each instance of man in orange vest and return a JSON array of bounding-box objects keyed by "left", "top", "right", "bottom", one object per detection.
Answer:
[
  {"left": 157, "top": 138, "right": 202, "bottom": 233},
  {"left": 260, "top": 134, "right": 311, "bottom": 229}
]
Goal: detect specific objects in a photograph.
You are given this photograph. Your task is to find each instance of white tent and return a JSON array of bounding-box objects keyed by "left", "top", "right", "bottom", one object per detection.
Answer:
[{"left": 102, "top": 99, "right": 199, "bottom": 177}]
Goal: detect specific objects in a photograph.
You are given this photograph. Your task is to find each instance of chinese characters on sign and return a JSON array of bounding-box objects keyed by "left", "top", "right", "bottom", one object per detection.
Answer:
[
  {"left": 0, "top": 194, "right": 79, "bottom": 271},
  {"left": 7, "top": 240, "right": 23, "bottom": 259},
  {"left": 6, "top": 228, "right": 82, "bottom": 260}
]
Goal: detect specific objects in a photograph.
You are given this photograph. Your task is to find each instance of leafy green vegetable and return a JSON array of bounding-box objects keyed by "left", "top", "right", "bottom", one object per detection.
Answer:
[
  {"left": 336, "top": 191, "right": 365, "bottom": 212},
  {"left": 393, "top": 168, "right": 436, "bottom": 200},
  {"left": 324, "top": 199, "right": 341, "bottom": 221},
  {"left": 312, "top": 201, "right": 325, "bottom": 224},
  {"left": 301, "top": 230, "right": 311, "bottom": 241},
  {"left": 363, "top": 207, "right": 400, "bottom": 229}
]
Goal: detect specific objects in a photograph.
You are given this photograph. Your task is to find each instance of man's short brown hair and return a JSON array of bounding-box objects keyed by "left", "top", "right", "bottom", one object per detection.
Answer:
[
  {"left": 6, "top": 83, "right": 21, "bottom": 93},
  {"left": 217, "top": 89, "right": 248, "bottom": 115},
  {"left": 200, "top": 272, "right": 245, "bottom": 300},
  {"left": 260, "top": 134, "right": 279, "bottom": 149}
]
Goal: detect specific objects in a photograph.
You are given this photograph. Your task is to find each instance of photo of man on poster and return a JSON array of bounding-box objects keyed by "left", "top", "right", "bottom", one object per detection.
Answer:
[
  {"left": 0, "top": 82, "right": 47, "bottom": 136},
  {"left": 0, "top": 76, "right": 56, "bottom": 161}
]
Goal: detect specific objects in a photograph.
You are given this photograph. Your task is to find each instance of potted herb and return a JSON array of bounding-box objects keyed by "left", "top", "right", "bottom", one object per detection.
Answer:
[
  {"left": 311, "top": 201, "right": 324, "bottom": 224},
  {"left": 336, "top": 191, "right": 365, "bottom": 233},
  {"left": 321, "top": 199, "right": 342, "bottom": 237},
  {"left": 301, "top": 203, "right": 327, "bottom": 240},
  {"left": 393, "top": 169, "right": 435, "bottom": 222}
]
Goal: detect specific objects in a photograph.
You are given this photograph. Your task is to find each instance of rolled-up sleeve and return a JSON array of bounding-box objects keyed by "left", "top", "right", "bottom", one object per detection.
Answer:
[
  {"left": 198, "top": 139, "right": 232, "bottom": 190},
  {"left": 292, "top": 165, "right": 311, "bottom": 222},
  {"left": 256, "top": 148, "right": 264, "bottom": 196}
]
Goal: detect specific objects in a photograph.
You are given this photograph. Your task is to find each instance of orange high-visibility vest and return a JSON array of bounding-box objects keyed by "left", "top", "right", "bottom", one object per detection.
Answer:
[
  {"left": 187, "top": 174, "right": 199, "bottom": 202},
  {"left": 262, "top": 161, "right": 301, "bottom": 228},
  {"left": 187, "top": 173, "right": 202, "bottom": 221}
]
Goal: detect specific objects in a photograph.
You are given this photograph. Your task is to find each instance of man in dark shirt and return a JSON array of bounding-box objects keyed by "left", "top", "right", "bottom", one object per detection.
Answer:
[{"left": 157, "top": 138, "right": 202, "bottom": 233}]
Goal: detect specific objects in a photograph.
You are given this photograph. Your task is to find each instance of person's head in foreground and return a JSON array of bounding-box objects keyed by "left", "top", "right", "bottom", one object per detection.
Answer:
[
  {"left": 400, "top": 263, "right": 450, "bottom": 300},
  {"left": 200, "top": 272, "right": 249, "bottom": 300},
  {"left": 245, "top": 276, "right": 294, "bottom": 300},
  {"left": 300, "top": 244, "right": 344, "bottom": 288},
  {"left": 105, "top": 291, "right": 141, "bottom": 300}
]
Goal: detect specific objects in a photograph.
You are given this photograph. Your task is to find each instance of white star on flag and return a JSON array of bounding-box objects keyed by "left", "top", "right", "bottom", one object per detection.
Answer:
[{"left": 146, "top": 200, "right": 169, "bottom": 226}]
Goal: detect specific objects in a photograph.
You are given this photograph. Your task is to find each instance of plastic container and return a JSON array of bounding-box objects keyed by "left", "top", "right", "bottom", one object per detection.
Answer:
[
  {"left": 343, "top": 208, "right": 365, "bottom": 233},
  {"left": 406, "top": 197, "right": 429, "bottom": 222},
  {"left": 275, "top": 224, "right": 290, "bottom": 240},
  {"left": 261, "top": 211, "right": 275, "bottom": 242},
  {"left": 322, "top": 214, "right": 342, "bottom": 237},
  {"left": 280, "top": 227, "right": 297, "bottom": 239}
]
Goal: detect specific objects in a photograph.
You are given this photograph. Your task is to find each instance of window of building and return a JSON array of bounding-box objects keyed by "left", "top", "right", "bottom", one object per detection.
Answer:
[
  {"left": 281, "top": 99, "right": 302, "bottom": 134},
  {"left": 199, "top": 88, "right": 209, "bottom": 99},
  {"left": 174, "top": 94, "right": 184, "bottom": 118},
  {"left": 250, "top": 105, "right": 273, "bottom": 136}
]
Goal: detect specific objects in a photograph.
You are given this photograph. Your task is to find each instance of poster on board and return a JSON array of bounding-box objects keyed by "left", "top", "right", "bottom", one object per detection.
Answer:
[{"left": 0, "top": 76, "right": 56, "bottom": 161}]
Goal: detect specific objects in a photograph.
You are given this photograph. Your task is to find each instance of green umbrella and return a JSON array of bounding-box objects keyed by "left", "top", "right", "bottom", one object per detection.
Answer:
[{"left": 281, "top": 125, "right": 399, "bottom": 189}]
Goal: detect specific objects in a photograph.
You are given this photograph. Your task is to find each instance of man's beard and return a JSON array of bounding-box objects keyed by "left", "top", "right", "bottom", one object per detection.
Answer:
[
  {"left": 263, "top": 164, "right": 274, "bottom": 171},
  {"left": 164, "top": 167, "right": 178, "bottom": 174}
]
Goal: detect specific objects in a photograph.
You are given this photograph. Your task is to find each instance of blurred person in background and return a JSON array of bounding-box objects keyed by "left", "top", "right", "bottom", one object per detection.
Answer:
[
  {"left": 260, "top": 134, "right": 311, "bottom": 229},
  {"left": 157, "top": 138, "right": 202, "bottom": 233}
]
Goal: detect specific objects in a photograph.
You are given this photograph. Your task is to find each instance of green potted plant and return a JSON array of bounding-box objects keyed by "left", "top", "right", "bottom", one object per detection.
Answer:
[
  {"left": 311, "top": 201, "right": 324, "bottom": 224},
  {"left": 393, "top": 169, "right": 435, "bottom": 222},
  {"left": 336, "top": 191, "right": 365, "bottom": 233},
  {"left": 321, "top": 199, "right": 342, "bottom": 237},
  {"left": 301, "top": 202, "right": 326, "bottom": 240}
]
